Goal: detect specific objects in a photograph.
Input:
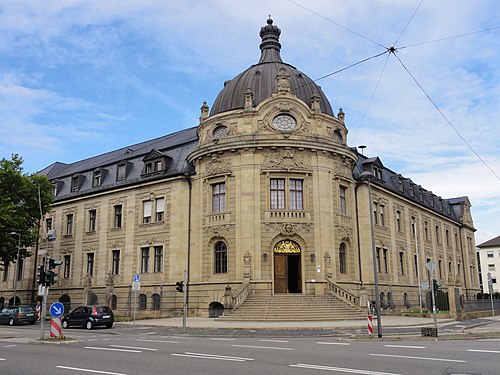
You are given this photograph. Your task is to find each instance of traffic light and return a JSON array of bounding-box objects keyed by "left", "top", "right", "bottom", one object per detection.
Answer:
[
  {"left": 37, "top": 266, "right": 45, "bottom": 286},
  {"left": 45, "top": 270, "right": 57, "bottom": 286},
  {"left": 175, "top": 281, "right": 184, "bottom": 293},
  {"left": 432, "top": 279, "right": 441, "bottom": 293},
  {"left": 49, "top": 258, "right": 63, "bottom": 269}
]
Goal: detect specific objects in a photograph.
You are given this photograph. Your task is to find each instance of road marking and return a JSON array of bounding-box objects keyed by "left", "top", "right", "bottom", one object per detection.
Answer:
[
  {"left": 102, "top": 338, "right": 111, "bottom": 341},
  {"left": 468, "top": 349, "right": 500, "bottom": 354},
  {"left": 85, "top": 346, "right": 141, "bottom": 353},
  {"left": 369, "top": 353, "right": 466, "bottom": 363},
  {"left": 209, "top": 338, "right": 236, "bottom": 341},
  {"left": 232, "top": 344, "right": 293, "bottom": 350},
  {"left": 384, "top": 345, "right": 425, "bottom": 349},
  {"left": 0, "top": 358, "right": 5, "bottom": 361},
  {"left": 291, "top": 363, "right": 403, "bottom": 374},
  {"left": 163, "top": 336, "right": 187, "bottom": 339},
  {"left": 172, "top": 352, "right": 254, "bottom": 362},
  {"left": 56, "top": 366, "right": 126, "bottom": 375},
  {"left": 2, "top": 344, "right": 16, "bottom": 348},
  {"left": 110, "top": 345, "right": 158, "bottom": 351},
  {"left": 143, "top": 331, "right": 157, "bottom": 335},
  {"left": 317, "top": 342, "right": 350, "bottom": 346},
  {"left": 479, "top": 338, "right": 500, "bottom": 342},
  {"left": 260, "top": 339, "right": 289, "bottom": 343},
  {"left": 135, "top": 339, "right": 179, "bottom": 344},
  {"left": 87, "top": 339, "right": 99, "bottom": 342}
]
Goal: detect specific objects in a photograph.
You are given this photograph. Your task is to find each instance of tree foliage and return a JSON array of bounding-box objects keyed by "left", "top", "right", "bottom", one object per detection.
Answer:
[{"left": 0, "top": 154, "right": 53, "bottom": 266}]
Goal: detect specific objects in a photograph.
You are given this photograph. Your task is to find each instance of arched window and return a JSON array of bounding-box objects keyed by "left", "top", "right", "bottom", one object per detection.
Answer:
[
  {"left": 138, "top": 294, "right": 147, "bottom": 310},
  {"left": 214, "top": 241, "right": 228, "bottom": 274},
  {"left": 339, "top": 243, "right": 347, "bottom": 274},
  {"left": 152, "top": 293, "right": 161, "bottom": 310}
]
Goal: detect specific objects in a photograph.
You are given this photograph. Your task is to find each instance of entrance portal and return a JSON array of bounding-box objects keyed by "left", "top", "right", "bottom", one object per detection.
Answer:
[{"left": 273, "top": 240, "right": 302, "bottom": 294}]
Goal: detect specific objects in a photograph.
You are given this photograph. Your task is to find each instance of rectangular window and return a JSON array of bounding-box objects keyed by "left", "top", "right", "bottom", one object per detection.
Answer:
[
  {"left": 435, "top": 225, "right": 440, "bottom": 243},
  {"left": 156, "top": 197, "right": 165, "bottom": 222},
  {"left": 117, "top": 164, "right": 126, "bottom": 180},
  {"left": 492, "top": 277, "right": 497, "bottom": 284},
  {"left": 71, "top": 176, "right": 79, "bottom": 191},
  {"left": 339, "top": 186, "right": 347, "bottom": 215},
  {"left": 86, "top": 253, "right": 94, "bottom": 277},
  {"left": 411, "top": 217, "right": 416, "bottom": 237},
  {"left": 424, "top": 221, "right": 429, "bottom": 240},
  {"left": 88, "top": 209, "right": 96, "bottom": 232},
  {"left": 488, "top": 264, "right": 495, "bottom": 271},
  {"left": 112, "top": 250, "right": 120, "bottom": 275},
  {"left": 289, "top": 179, "right": 303, "bottom": 210},
  {"left": 379, "top": 205, "right": 385, "bottom": 226},
  {"left": 438, "top": 259, "right": 442, "bottom": 278},
  {"left": 383, "top": 248, "right": 388, "bottom": 273},
  {"left": 270, "top": 179, "right": 285, "bottom": 209},
  {"left": 414, "top": 254, "right": 418, "bottom": 277},
  {"left": 93, "top": 170, "right": 101, "bottom": 187},
  {"left": 396, "top": 211, "right": 401, "bottom": 232},
  {"left": 16, "top": 258, "right": 23, "bottom": 281},
  {"left": 154, "top": 160, "right": 162, "bottom": 171},
  {"left": 373, "top": 202, "right": 378, "bottom": 225},
  {"left": 212, "top": 182, "right": 226, "bottom": 213},
  {"left": 154, "top": 246, "right": 163, "bottom": 273},
  {"left": 114, "top": 205, "right": 122, "bottom": 228},
  {"left": 143, "top": 200, "right": 152, "bottom": 223},
  {"left": 214, "top": 242, "right": 228, "bottom": 274},
  {"left": 399, "top": 252, "right": 404, "bottom": 275},
  {"left": 141, "top": 247, "right": 150, "bottom": 273},
  {"left": 376, "top": 247, "right": 381, "bottom": 273},
  {"left": 448, "top": 261, "right": 452, "bottom": 274},
  {"left": 487, "top": 251, "right": 494, "bottom": 258},
  {"left": 46, "top": 218, "right": 53, "bottom": 231},
  {"left": 64, "top": 255, "right": 71, "bottom": 279},
  {"left": 445, "top": 230, "right": 450, "bottom": 246},
  {"left": 145, "top": 163, "right": 153, "bottom": 174},
  {"left": 66, "top": 214, "right": 73, "bottom": 236}
]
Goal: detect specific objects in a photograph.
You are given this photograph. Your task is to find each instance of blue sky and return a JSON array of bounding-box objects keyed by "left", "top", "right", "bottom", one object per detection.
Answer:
[{"left": 0, "top": 1, "right": 499, "bottom": 244}]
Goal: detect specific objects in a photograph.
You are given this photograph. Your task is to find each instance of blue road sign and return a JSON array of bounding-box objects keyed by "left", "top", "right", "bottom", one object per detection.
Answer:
[
  {"left": 133, "top": 274, "right": 140, "bottom": 282},
  {"left": 50, "top": 302, "right": 65, "bottom": 318}
]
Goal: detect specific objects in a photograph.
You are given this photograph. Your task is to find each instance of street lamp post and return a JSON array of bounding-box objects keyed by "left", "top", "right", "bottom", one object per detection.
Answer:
[
  {"left": 9, "top": 232, "right": 21, "bottom": 307},
  {"left": 360, "top": 171, "right": 382, "bottom": 338}
]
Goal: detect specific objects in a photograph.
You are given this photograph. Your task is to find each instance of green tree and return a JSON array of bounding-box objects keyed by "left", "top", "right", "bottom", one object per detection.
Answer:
[{"left": 0, "top": 154, "right": 53, "bottom": 267}]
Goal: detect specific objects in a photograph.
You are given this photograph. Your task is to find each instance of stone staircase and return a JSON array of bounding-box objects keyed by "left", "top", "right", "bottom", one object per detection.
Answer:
[{"left": 218, "top": 294, "right": 366, "bottom": 322}]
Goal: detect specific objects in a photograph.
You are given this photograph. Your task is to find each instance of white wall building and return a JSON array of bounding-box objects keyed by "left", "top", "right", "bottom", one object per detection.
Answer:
[{"left": 477, "top": 235, "right": 500, "bottom": 294}]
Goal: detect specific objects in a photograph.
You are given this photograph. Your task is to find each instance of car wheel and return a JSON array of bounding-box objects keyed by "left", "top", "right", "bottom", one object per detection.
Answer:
[
  {"left": 105, "top": 323, "right": 113, "bottom": 329},
  {"left": 9, "top": 318, "right": 15, "bottom": 326},
  {"left": 85, "top": 320, "right": 94, "bottom": 330},
  {"left": 62, "top": 320, "right": 69, "bottom": 329}
]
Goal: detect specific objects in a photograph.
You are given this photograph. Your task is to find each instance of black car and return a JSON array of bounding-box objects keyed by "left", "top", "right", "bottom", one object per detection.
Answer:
[
  {"left": 62, "top": 305, "right": 114, "bottom": 330},
  {"left": 0, "top": 306, "right": 37, "bottom": 326}
]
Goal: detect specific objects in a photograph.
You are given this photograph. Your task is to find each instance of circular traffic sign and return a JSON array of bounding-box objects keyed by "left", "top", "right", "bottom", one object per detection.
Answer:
[{"left": 50, "top": 302, "right": 65, "bottom": 318}]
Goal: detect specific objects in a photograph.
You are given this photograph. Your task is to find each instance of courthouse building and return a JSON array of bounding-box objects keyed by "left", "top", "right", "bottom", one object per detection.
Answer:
[{"left": 0, "top": 19, "right": 479, "bottom": 317}]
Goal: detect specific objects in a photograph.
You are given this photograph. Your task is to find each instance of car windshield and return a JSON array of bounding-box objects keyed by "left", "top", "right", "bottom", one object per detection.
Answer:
[
  {"left": 19, "top": 307, "right": 35, "bottom": 313},
  {"left": 96, "top": 307, "right": 111, "bottom": 314}
]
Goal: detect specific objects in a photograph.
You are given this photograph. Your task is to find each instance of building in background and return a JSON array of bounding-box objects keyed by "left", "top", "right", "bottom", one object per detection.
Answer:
[
  {"left": 0, "top": 19, "right": 480, "bottom": 316},
  {"left": 477, "top": 235, "right": 500, "bottom": 294}
]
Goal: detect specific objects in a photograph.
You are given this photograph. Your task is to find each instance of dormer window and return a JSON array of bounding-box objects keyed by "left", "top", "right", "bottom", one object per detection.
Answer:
[
  {"left": 141, "top": 149, "right": 171, "bottom": 178},
  {"left": 409, "top": 184, "right": 414, "bottom": 198},
  {"left": 71, "top": 174, "right": 84, "bottom": 192},
  {"left": 145, "top": 163, "right": 153, "bottom": 174},
  {"left": 398, "top": 179, "right": 403, "bottom": 192},
  {"left": 117, "top": 163, "right": 127, "bottom": 181},
  {"left": 92, "top": 168, "right": 106, "bottom": 187},
  {"left": 53, "top": 180, "right": 63, "bottom": 196}
]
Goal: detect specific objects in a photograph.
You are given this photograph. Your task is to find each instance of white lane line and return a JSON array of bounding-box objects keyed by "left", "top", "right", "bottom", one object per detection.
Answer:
[
  {"left": 56, "top": 366, "right": 126, "bottom": 375},
  {"left": 291, "top": 363, "right": 402, "bottom": 375},
  {"left": 369, "top": 353, "right": 466, "bottom": 363},
  {"left": 209, "top": 338, "right": 236, "bottom": 341},
  {"left": 87, "top": 339, "right": 99, "bottom": 342},
  {"left": 102, "top": 339, "right": 111, "bottom": 341},
  {"left": 163, "top": 336, "right": 188, "bottom": 339},
  {"left": 468, "top": 349, "right": 500, "bottom": 354},
  {"left": 143, "top": 332, "right": 157, "bottom": 335},
  {"left": 0, "top": 358, "right": 5, "bottom": 361},
  {"left": 85, "top": 346, "right": 141, "bottom": 353},
  {"left": 171, "top": 352, "right": 254, "bottom": 362},
  {"left": 135, "top": 339, "right": 179, "bottom": 344},
  {"left": 479, "top": 338, "right": 500, "bottom": 342},
  {"left": 2, "top": 344, "right": 16, "bottom": 348},
  {"left": 260, "top": 339, "right": 289, "bottom": 343},
  {"left": 384, "top": 345, "right": 425, "bottom": 349},
  {"left": 317, "top": 342, "right": 350, "bottom": 346},
  {"left": 232, "top": 344, "right": 293, "bottom": 350},
  {"left": 110, "top": 345, "right": 158, "bottom": 351}
]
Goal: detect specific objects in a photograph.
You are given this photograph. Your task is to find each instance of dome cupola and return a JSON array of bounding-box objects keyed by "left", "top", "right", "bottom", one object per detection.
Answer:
[{"left": 210, "top": 18, "right": 334, "bottom": 117}]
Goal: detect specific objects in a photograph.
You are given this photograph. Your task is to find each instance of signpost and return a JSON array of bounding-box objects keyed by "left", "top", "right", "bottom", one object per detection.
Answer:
[
  {"left": 50, "top": 302, "right": 64, "bottom": 317},
  {"left": 49, "top": 302, "right": 64, "bottom": 338},
  {"left": 132, "top": 274, "right": 140, "bottom": 327},
  {"left": 426, "top": 261, "right": 438, "bottom": 337},
  {"left": 488, "top": 272, "right": 495, "bottom": 317}
]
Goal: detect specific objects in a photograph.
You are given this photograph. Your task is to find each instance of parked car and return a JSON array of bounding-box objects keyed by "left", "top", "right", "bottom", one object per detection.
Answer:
[
  {"left": 0, "top": 306, "right": 37, "bottom": 326},
  {"left": 62, "top": 305, "right": 114, "bottom": 330}
]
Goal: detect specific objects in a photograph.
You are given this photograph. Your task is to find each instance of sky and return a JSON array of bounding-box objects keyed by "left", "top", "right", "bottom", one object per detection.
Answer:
[{"left": 0, "top": 1, "right": 499, "bottom": 244}]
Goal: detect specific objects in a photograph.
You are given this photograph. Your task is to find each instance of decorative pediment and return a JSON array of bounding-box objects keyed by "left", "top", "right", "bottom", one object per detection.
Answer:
[
  {"left": 142, "top": 149, "right": 165, "bottom": 161},
  {"left": 204, "top": 155, "right": 232, "bottom": 176}
]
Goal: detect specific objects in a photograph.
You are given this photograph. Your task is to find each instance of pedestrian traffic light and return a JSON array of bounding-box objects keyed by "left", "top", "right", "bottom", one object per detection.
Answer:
[
  {"left": 175, "top": 281, "right": 184, "bottom": 293},
  {"left": 37, "top": 265, "right": 45, "bottom": 286}
]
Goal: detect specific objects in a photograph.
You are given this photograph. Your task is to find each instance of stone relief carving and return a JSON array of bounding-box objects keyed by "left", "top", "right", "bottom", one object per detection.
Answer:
[
  {"left": 243, "top": 251, "right": 252, "bottom": 279},
  {"left": 276, "top": 68, "right": 291, "bottom": 93},
  {"left": 204, "top": 224, "right": 233, "bottom": 237},
  {"left": 264, "top": 222, "right": 312, "bottom": 233},
  {"left": 204, "top": 155, "right": 232, "bottom": 176},
  {"left": 262, "top": 149, "right": 311, "bottom": 171}
]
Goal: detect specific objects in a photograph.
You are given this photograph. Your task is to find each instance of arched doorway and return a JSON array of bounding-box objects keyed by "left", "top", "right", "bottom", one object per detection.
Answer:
[{"left": 273, "top": 240, "right": 302, "bottom": 293}]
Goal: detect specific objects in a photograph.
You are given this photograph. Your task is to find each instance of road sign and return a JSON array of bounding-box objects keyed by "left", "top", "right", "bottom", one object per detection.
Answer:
[
  {"left": 420, "top": 281, "right": 429, "bottom": 290},
  {"left": 132, "top": 281, "right": 140, "bottom": 291},
  {"left": 133, "top": 274, "right": 140, "bottom": 282},
  {"left": 50, "top": 302, "right": 65, "bottom": 318},
  {"left": 488, "top": 272, "right": 494, "bottom": 294},
  {"left": 426, "top": 261, "right": 436, "bottom": 273}
]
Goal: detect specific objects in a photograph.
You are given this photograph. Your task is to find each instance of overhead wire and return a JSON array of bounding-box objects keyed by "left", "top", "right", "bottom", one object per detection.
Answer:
[
  {"left": 393, "top": 0, "right": 424, "bottom": 46},
  {"left": 393, "top": 53, "right": 500, "bottom": 182}
]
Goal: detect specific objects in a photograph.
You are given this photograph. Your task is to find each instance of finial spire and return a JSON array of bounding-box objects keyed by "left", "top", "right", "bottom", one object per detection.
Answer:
[{"left": 258, "top": 17, "right": 282, "bottom": 64}]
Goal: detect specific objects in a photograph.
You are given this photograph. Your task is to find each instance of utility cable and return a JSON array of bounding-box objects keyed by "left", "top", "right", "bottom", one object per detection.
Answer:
[
  {"left": 393, "top": 53, "right": 500, "bottom": 182},
  {"left": 393, "top": 0, "right": 424, "bottom": 46},
  {"left": 286, "top": 0, "right": 387, "bottom": 49}
]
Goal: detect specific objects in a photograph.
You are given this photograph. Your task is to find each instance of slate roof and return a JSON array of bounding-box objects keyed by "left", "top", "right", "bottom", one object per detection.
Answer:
[{"left": 477, "top": 235, "right": 500, "bottom": 248}]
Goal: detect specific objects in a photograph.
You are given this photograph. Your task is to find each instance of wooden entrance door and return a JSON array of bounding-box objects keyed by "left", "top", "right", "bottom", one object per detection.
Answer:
[{"left": 274, "top": 254, "right": 287, "bottom": 293}]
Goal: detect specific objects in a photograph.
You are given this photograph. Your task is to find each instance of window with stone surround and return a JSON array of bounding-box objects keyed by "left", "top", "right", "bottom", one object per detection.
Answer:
[{"left": 214, "top": 241, "right": 228, "bottom": 274}]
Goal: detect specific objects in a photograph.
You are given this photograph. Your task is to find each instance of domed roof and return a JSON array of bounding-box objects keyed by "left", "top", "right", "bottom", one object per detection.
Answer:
[{"left": 210, "top": 18, "right": 334, "bottom": 117}]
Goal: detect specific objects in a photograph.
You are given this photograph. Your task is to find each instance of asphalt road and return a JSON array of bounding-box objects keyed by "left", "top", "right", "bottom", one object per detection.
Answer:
[{"left": 1, "top": 324, "right": 500, "bottom": 375}]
